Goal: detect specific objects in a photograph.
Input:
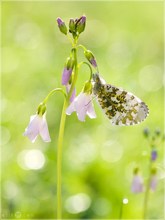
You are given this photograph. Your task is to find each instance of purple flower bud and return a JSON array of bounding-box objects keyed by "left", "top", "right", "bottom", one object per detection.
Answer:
[
  {"left": 84, "top": 50, "right": 97, "bottom": 68},
  {"left": 76, "top": 15, "right": 86, "bottom": 34},
  {"left": 56, "top": 17, "right": 67, "bottom": 35},
  {"left": 61, "top": 57, "right": 74, "bottom": 85},
  {"left": 151, "top": 150, "right": 157, "bottom": 161},
  {"left": 80, "top": 15, "right": 86, "bottom": 24},
  {"left": 90, "top": 58, "right": 97, "bottom": 68},
  {"left": 57, "top": 17, "right": 63, "bottom": 26},
  {"left": 61, "top": 68, "right": 72, "bottom": 85}
]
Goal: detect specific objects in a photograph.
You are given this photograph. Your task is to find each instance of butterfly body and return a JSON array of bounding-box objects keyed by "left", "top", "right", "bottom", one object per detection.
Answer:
[{"left": 93, "top": 73, "right": 149, "bottom": 126}]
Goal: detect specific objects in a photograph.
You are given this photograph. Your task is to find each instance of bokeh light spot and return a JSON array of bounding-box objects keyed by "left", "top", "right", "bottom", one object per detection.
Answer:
[
  {"left": 1, "top": 126, "right": 11, "bottom": 145},
  {"left": 17, "top": 149, "right": 45, "bottom": 170},
  {"left": 101, "top": 141, "right": 123, "bottom": 163},
  {"left": 123, "top": 198, "right": 129, "bottom": 204},
  {"left": 107, "top": 39, "right": 133, "bottom": 69},
  {"left": 139, "top": 65, "right": 163, "bottom": 91},
  {"left": 15, "top": 22, "right": 42, "bottom": 49},
  {"left": 65, "top": 193, "right": 91, "bottom": 214},
  {"left": 93, "top": 198, "right": 111, "bottom": 216},
  {"left": 3, "top": 181, "right": 19, "bottom": 199},
  {"left": 84, "top": 20, "right": 109, "bottom": 48}
]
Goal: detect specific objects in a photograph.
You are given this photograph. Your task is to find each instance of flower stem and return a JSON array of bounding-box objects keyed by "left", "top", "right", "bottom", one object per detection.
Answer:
[
  {"left": 57, "top": 99, "right": 68, "bottom": 219},
  {"left": 56, "top": 40, "right": 78, "bottom": 219},
  {"left": 143, "top": 161, "right": 152, "bottom": 219},
  {"left": 43, "top": 88, "right": 66, "bottom": 104}
]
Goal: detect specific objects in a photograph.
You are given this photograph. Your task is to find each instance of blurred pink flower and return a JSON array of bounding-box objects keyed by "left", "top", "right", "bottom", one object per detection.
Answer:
[
  {"left": 131, "top": 174, "right": 144, "bottom": 193},
  {"left": 150, "top": 175, "right": 157, "bottom": 191},
  {"left": 24, "top": 114, "right": 51, "bottom": 143},
  {"left": 66, "top": 92, "right": 96, "bottom": 121}
]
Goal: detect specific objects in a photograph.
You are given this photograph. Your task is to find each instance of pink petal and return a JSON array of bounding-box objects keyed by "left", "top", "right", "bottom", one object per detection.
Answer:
[
  {"left": 87, "top": 102, "right": 96, "bottom": 119},
  {"left": 23, "top": 114, "right": 42, "bottom": 143},
  {"left": 75, "top": 93, "right": 88, "bottom": 121},
  {"left": 66, "top": 101, "right": 76, "bottom": 115},
  {"left": 39, "top": 114, "right": 51, "bottom": 142}
]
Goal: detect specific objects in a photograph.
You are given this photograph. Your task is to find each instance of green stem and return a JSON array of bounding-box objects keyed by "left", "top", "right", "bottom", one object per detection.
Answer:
[
  {"left": 143, "top": 161, "right": 152, "bottom": 219},
  {"left": 57, "top": 99, "right": 68, "bottom": 219},
  {"left": 56, "top": 40, "right": 78, "bottom": 219},
  {"left": 43, "top": 88, "right": 66, "bottom": 104}
]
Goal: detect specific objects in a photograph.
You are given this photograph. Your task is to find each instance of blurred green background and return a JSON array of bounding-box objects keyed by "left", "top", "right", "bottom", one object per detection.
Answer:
[{"left": 1, "top": 1, "right": 164, "bottom": 219}]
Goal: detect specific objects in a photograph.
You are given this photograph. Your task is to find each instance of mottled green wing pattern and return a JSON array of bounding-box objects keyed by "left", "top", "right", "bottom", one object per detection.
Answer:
[{"left": 93, "top": 74, "right": 149, "bottom": 126}]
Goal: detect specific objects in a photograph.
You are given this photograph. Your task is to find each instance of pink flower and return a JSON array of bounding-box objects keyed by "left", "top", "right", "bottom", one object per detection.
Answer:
[
  {"left": 131, "top": 175, "right": 144, "bottom": 193},
  {"left": 23, "top": 114, "right": 51, "bottom": 143},
  {"left": 65, "top": 84, "right": 76, "bottom": 102},
  {"left": 150, "top": 175, "right": 157, "bottom": 191},
  {"left": 66, "top": 92, "right": 96, "bottom": 122}
]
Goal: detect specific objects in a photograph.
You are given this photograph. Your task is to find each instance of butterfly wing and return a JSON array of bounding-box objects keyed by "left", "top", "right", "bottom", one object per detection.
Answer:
[{"left": 95, "top": 83, "right": 149, "bottom": 126}]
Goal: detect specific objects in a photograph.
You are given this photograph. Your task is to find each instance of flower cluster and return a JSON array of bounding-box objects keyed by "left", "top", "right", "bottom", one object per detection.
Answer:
[
  {"left": 131, "top": 128, "right": 164, "bottom": 193},
  {"left": 24, "top": 15, "right": 98, "bottom": 143}
]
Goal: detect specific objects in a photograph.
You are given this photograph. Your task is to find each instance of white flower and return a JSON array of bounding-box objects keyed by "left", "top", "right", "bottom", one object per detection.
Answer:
[
  {"left": 24, "top": 114, "right": 51, "bottom": 143},
  {"left": 66, "top": 92, "right": 96, "bottom": 122}
]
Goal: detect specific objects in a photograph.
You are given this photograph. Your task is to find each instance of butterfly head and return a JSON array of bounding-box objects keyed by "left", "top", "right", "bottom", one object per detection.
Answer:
[{"left": 92, "top": 73, "right": 100, "bottom": 83}]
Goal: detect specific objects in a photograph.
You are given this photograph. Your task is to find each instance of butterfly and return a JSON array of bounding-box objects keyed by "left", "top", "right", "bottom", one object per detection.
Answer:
[{"left": 92, "top": 73, "right": 149, "bottom": 126}]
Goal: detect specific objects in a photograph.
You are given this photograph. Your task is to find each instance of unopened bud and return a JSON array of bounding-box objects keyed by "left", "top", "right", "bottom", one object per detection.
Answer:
[
  {"left": 69, "top": 18, "right": 76, "bottom": 33},
  {"left": 84, "top": 50, "right": 97, "bottom": 68},
  {"left": 37, "top": 103, "right": 46, "bottom": 115},
  {"left": 151, "top": 150, "right": 157, "bottom": 161},
  {"left": 57, "top": 17, "right": 67, "bottom": 35},
  {"left": 133, "top": 167, "right": 139, "bottom": 175},
  {"left": 143, "top": 128, "right": 150, "bottom": 137},
  {"left": 76, "top": 15, "right": 86, "bottom": 34},
  {"left": 66, "top": 57, "right": 74, "bottom": 70},
  {"left": 83, "top": 81, "right": 93, "bottom": 94}
]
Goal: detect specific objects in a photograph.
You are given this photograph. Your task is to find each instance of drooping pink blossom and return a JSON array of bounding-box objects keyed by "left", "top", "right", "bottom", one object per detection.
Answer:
[{"left": 24, "top": 114, "right": 51, "bottom": 143}]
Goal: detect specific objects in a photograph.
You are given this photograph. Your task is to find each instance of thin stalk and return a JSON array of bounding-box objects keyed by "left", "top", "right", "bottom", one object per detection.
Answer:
[
  {"left": 57, "top": 99, "right": 68, "bottom": 219},
  {"left": 56, "top": 39, "right": 78, "bottom": 219},
  {"left": 143, "top": 161, "right": 152, "bottom": 219}
]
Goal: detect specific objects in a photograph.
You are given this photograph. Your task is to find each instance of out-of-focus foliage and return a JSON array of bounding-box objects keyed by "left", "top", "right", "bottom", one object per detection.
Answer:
[{"left": 1, "top": 1, "right": 164, "bottom": 219}]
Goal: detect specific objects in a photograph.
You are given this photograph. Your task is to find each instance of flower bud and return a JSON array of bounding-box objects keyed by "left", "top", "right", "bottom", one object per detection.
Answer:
[
  {"left": 37, "top": 103, "right": 46, "bottom": 115},
  {"left": 84, "top": 50, "right": 97, "bottom": 68},
  {"left": 133, "top": 167, "right": 139, "bottom": 175},
  {"left": 61, "top": 57, "right": 75, "bottom": 85},
  {"left": 83, "top": 81, "right": 93, "bottom": 94},
  {"left": 143, "top": 127, "right": 150, "bottom": 137},
  {"left": 69, "top": 18, "right": 76, "bottom": 33},
  {"left": 155, "top": 128, "right": 161, "bottom": 136},
  {"left": 66, "top": 57, "right": 74, "bottom": 70},
  {"left": 151, "top": 149, "right": 157, "bottom": 161},
  {"left": 76, "top": 15, "right": 86, "bottom": 34},
  {"left": 57, "top": 17, "right": 67, "bottom": 35}
]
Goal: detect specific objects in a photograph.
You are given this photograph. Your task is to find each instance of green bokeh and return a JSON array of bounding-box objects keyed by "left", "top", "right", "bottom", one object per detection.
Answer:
[{"left": 1, "top": 1, "right": 164, "bottom": 219}]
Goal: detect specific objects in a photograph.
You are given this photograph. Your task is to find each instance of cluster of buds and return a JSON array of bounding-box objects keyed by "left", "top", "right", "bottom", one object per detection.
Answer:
[
  {"left": 57, "top": 15, "right": 86, "bottom": 38},
  {"left": 131, "top": 128, "right": 164, "bottom": 193}
]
